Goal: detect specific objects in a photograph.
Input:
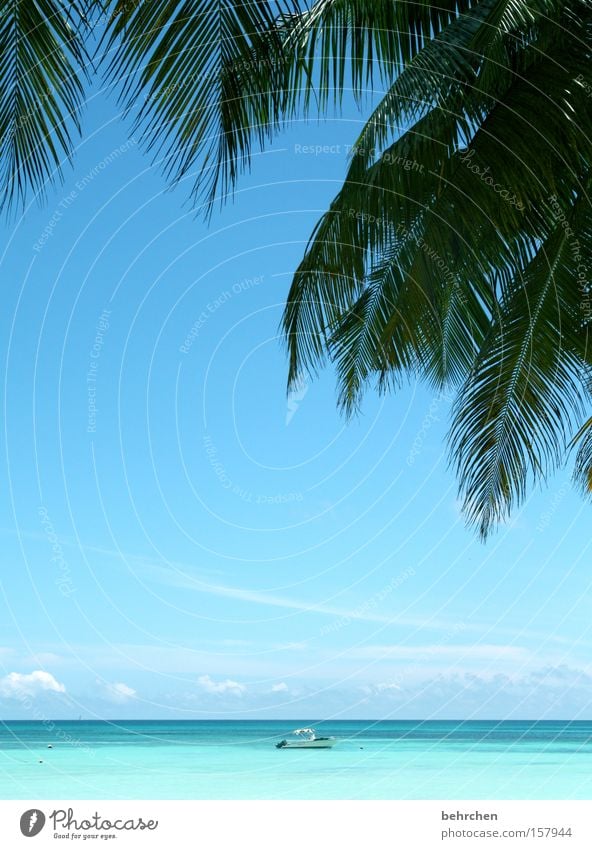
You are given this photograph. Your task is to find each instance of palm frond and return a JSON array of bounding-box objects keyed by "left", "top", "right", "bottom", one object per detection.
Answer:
[
  {"left": 326, "top": 260, "right": 424, "bottom": 415},
  {"left": 345, "top": 0, "right": 572, "bottom": 178},
  {"left": 280, "top": 0, "right": 476, "bottom": 107},
  {"left": 283, "top": 6, "right": 592, "bottom": 399},
  {"left": 102, "top": 0, "right": 304, "bottom": 211},
  {"left": 282, "top": 102, "right": 464, "bottom": 389},
  {"left": 573, "top": 417, "right": 592, "bottom": 494},
  {"left": 0, "top": 0, "right": 92, "bottom": 209},
  {"left": 101, "top": 0, "right": 486, "bottom": 209},
  {"left": 450, "top": 193, "right": 592, "bottom": 538}
]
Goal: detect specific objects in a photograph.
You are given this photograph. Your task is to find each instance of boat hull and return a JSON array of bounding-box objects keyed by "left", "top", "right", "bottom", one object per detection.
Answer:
[{"left": 276, "top": 737, "right": 337, "bottom": 749}]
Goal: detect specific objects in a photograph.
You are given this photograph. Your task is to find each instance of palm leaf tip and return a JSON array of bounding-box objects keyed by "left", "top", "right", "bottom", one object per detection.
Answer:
[
  {"left": 572, "top": 416, "right": 592, "bottom": 495},
  {"left": 0, "top": 0, "right": 92, "bottom": 209},
  {"left": 101, "top": 0, "right": 306, "bottom": 211}
]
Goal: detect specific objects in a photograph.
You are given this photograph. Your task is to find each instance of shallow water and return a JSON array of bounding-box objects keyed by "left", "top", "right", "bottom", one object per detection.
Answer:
[{"left": 1, "top": 720, "right": 591, "bottom": 799}]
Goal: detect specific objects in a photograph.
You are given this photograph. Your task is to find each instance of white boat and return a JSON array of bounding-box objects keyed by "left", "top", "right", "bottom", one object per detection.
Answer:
[{"left": 275, "top": 727, "right": 338, "bottom": 749}]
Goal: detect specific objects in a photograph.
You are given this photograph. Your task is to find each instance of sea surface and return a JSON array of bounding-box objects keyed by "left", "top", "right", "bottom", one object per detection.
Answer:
[{"left": 0, "top": 720, "right": 591, "bottom": 799}]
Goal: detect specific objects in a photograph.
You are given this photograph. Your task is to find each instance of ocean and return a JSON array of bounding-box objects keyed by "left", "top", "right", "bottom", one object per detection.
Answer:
[{"left": 1, "top": 720, "right": 591, "bottom": 800}]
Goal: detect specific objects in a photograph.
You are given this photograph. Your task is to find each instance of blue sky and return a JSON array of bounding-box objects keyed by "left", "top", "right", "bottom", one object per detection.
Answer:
[{"left": 1, "top": 80, "right": 591, "bottom": 721}]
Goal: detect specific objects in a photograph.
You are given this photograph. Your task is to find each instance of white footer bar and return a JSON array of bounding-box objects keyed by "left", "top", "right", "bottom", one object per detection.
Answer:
[{"left": 1, "top": 800, "right": 590, "bottom": 848}]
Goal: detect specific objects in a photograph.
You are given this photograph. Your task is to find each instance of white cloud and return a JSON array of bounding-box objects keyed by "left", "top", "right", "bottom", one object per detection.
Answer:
[
  {"left": 376, "top": 681, "right": 402, "bottom": 692},
  {"left": 271, "top": 682, "right": 289, "bottom": 693},
  {"left": 197, "top": 675, "right": 246, "bottom": 697},
  {"left": 360, "top": 681, "right": 403, "bottom": 697},
  {"left": 104, "top": 682, "right": 137, "bottom": 703},
  {"left": 0, "top": 670, "right": 65, "bottom": 698},
  {"left": 355, "top": 665, "right": 592, "bottom": 718}
]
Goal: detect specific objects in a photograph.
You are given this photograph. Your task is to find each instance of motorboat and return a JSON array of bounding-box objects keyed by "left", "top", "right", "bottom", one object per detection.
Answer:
[{"left": 275, "top": 727, "right": 338, "bottom": 749}]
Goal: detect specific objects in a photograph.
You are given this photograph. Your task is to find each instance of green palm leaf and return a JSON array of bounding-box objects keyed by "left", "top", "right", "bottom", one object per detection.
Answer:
[
  {"left": 102, "top": 0, "right": 303, "bottom": 210},
  {"left": 101, "top": 0, "right": 487, "bottom": 209},
  {"left": 1, "top": 0, "right": 589, "bottom": 537},
  {"left": 0, "top": 0, "right": 92, "bottom": 209},
  {"left": 573, "top": 417, "right": 592, "bottom": 494},
  {"left": 450, "top": 191, "right": 592, "bottom": 538},
  {"left": 283, "top": 5, "right": 591, "bottom": 398}
]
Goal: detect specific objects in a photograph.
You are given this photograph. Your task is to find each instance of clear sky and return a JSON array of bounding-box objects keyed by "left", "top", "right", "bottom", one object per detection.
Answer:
[{"left": 1, "top": 78, "right": 591, "bottom": 721}]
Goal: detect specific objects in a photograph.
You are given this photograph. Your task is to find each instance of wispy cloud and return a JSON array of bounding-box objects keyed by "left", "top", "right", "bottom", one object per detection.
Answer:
[
  {"left": 136, "top": 560, "right": 448, "bottom": 630},
  {"left": 13, "top": 531, "right": 592, "bottom": 655},
  {"left": 103, "top": 681, "right": 137, "bottom": 703},
  {"left": 375, "top": 681, "right": 402, "bottom": 692},
  {"left": 10, "top": 532, "right": 431, "bottom": 629},
  {"left": 197, "top": 675, "right": 246, "bottom": 697},
  {"left": 348, "top": 644, "right": 531, "bottom": 663},
  {"left": 109, "top": 558, "right": 592, "bottom": 653}
]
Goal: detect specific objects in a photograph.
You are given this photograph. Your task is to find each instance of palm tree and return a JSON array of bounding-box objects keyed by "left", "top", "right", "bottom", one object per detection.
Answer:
[{"left": 1, "top": 0, "right": 591, "bottom": 538}]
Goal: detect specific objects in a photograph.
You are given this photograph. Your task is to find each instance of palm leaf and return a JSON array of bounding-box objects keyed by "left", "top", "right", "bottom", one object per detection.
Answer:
[
  {"left": 283, "top": 7, "right": 591, "bottom": 400},
  {"left": 102, "top": 0, "right": 305, "bottom": 211},
  {"left": 101, "top": 0, "right": 485, "bottom": 209},
  {"left": 0, "top": 0, "right": 92, "bottom": 209},
  {"left": 282, "top": 102, "right": 465, "bottom": 389},
  {"left": 450, "top": 191, "right": 592, "bottom": 538},
  {"left": 573, "top": 417, "right": 592, "bottom": 494}
]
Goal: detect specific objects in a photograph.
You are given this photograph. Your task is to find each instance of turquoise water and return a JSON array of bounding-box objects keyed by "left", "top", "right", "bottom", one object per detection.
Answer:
[{"left": 1, "top": 720, "right": 591, "bottom": 799}]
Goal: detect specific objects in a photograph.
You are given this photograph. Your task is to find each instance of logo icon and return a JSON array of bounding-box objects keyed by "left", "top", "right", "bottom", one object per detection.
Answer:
[
  {"left": 20, "top": 809, "right": 45, "bottom": 837},
  {"left": 285, "top": 376, "right": 309, "bottom": 425}
]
